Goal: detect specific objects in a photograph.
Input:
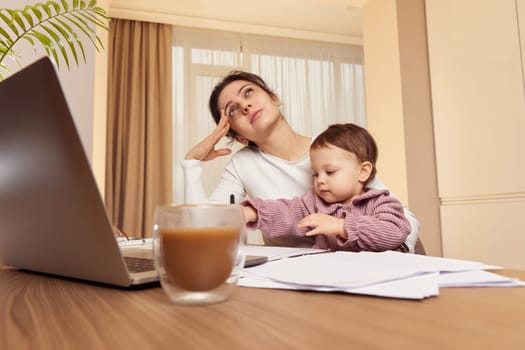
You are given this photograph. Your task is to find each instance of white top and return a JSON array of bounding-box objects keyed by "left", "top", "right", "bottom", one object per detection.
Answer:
[{"left": 181, "top": 145, "right": 419, "bottom": 252}]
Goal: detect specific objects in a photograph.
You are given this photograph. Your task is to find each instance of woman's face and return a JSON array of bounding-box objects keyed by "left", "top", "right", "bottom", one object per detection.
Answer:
[{"left": 217, "top": 80, "right": 281, "bottom": 144}]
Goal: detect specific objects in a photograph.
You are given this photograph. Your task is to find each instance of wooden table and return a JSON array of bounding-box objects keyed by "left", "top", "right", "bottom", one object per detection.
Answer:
[{"left": 1, "top": 266, "right": 524, "bottom": 350}]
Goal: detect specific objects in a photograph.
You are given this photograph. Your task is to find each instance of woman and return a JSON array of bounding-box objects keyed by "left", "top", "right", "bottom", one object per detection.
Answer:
[{"left": 182, "top": 71, "right": 419, "bottom": 251}]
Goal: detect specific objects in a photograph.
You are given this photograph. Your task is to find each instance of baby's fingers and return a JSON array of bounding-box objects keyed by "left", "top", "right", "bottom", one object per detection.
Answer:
[
  {"left": 304, "top": 228, "right": 320, "bottom": 236},
  {"left": 298, "top": 216, "right": 314, "bottom": 229}
]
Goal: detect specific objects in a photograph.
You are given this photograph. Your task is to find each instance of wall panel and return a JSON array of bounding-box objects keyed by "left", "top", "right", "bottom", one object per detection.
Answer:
[{"left": 426, "top": 0, "right": 525, "bottom": 268}]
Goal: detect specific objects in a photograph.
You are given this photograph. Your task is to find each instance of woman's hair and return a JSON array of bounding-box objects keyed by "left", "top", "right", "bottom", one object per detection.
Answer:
[
  {"left": 311, "top": 123, "right": 378, "bottom": 183},
  {"left": 209, "top": 71, "right": 278, "bottom": 141}
]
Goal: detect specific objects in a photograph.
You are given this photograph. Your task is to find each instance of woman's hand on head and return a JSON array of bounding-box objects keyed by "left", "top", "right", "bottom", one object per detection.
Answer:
[{"left": 185, "top": 112, "right": 232, "bottom": 161}]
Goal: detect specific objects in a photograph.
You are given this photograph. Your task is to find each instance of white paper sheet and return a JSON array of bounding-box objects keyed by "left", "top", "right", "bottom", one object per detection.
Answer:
[
  {"left": 243, "top": 252, "right": 422, "bottom": 289},
  {"left": 438, "top": 270, "right": 525, "bottom": 287},
  {"left": 240, "top": 247, "right": 524, "bottom": 300},
  {"left": 244, "top": 245, "right": 328, "bottom": 261}
]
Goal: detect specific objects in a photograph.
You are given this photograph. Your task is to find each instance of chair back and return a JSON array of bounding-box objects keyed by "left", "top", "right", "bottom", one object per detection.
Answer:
[{"left": 414, "top": 237, "right": 426, "bottom": 255}]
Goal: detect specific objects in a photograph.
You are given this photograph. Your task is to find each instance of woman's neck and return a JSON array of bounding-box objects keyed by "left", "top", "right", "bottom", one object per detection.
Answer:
[{"left": 256, "top": 119, "right": 311, "bottom": 161}]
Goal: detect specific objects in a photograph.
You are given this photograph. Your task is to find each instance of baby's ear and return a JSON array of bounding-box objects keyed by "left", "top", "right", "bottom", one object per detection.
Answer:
[{"left": 358, "top": 161, "right": 373, "bottom": 183}]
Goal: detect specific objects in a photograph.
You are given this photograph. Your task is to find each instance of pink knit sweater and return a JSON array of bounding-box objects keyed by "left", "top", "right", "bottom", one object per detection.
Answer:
[{"left": 245, "top": 189, "right": 411, "bottom": 251}]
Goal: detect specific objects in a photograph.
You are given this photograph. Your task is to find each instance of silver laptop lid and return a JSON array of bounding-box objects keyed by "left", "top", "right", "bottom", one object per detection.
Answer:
[{"left": 0, "top": 57, "right": 137, "bottom": 286}]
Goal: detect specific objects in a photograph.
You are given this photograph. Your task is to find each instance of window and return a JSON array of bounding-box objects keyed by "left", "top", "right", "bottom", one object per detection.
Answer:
[{"left": 172, "top": 27, "right": 366, "bottom": 203}]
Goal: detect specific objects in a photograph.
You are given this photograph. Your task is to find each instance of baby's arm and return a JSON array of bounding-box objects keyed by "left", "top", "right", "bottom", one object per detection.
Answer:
[
  {"left": 242, "top": 194, "right": 315, "bottom": 242},
  {"left": 367, "top": 177, "right": 419, "bottom": 252},
  {"left": 336, "top": 196, "right": 411, "bottom": 251}
]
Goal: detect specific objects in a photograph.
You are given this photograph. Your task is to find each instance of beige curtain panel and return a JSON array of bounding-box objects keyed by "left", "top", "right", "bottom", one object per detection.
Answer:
[{"left": 106, "top": 18, "right": 173, "bottom": 238}]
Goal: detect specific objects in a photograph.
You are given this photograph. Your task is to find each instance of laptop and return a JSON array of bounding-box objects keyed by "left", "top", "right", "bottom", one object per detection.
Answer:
[
  {"left": 0, "top": 57, "right": 160, "bottom": 286},
  {"left": 0, "top": 57, "right": 266, "bottom": 287}
]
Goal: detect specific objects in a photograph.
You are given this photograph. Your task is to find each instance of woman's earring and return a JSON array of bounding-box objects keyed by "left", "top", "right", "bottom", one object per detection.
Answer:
[{"left": 236, "top": 136, "right": 249, "bottom": 145}]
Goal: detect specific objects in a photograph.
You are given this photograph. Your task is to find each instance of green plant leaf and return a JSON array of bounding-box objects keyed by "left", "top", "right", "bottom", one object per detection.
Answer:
[
  {"left": 40, "top": 24, "right": 70, "bottom": 69},
  {"left": 49, "top": 21, "right": 80, "bottom": 66},
  {"left": 92, "top": 6, "right": 110, "bottom": 20},
  {"left": 60, "top": 0, "right": 69, "bottom": 12},
  {"left": 37, "top": 2, "right": 53, "bottom": 18},
  {"left": 28, "top": 29, "right": 60, "bottom": 66},
  {"left": 0, "top": 64, "right": 7, "bottom": 79},
  {"left": 0, "top": 11, "right": 19, "bottom": 37},
  {"left": 21, "top": 7, "right": 34, "bottom": 27},
  {"left": 77, "top": 11, "right": 106, "bottom": 29},
  {"left": 65, "top": 13, "right": 100, "bottom": 50},
  {"left": 48, "top": 1, "right": 61, "bottom": 14},
  {"left": 0, "top": 26, "right": 14, "bottom": 46},
  {"left": 55, "top": 17, "right": 85, "bottom": 63},
  {"left": 21, "top": 36, "right": 36, "bottom": 49},
  {"left": 0, "top": 0, "right": 109, "bottom": 78},
  {"left": 7, "top": 10, "right": 27, "bottom": 32},
  {"left": 75, "top": 12, "right": 107, "bottom": 49},
  {"left": 28, "top": 6, "right": 43, "bottom": 22}
]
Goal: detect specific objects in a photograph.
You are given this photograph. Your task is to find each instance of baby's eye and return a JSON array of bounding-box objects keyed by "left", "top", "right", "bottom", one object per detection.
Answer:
[
  {"left": 312, "top": 173, "right": 318, "bottom": 178},
  {"left": 326, "top": 170, "right": 336, "bottom": 175}
]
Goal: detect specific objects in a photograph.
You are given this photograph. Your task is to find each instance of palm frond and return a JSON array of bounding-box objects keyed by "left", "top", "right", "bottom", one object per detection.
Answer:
[{"left": 0, "top": 0, "right": 109, "bottom": 76}]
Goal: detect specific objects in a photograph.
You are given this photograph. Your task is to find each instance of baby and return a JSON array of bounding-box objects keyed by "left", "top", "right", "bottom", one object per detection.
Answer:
[{"left": 242, "top": 123, "right": 411, "bottom": 252}]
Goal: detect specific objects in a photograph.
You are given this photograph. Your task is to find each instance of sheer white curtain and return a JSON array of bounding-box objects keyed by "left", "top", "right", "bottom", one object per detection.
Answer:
[{"left": 172, "top": 27, "right": 365, "bottom": 204}]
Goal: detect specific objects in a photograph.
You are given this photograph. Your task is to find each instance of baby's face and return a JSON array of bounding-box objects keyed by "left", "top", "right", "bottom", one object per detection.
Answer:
[{"left": 310, "top": 145, "right": 367, "bottom": 205}]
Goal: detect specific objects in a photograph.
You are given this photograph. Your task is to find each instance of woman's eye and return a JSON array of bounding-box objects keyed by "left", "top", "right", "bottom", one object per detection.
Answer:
[
  {"left": 245, "top": 88, "right": 253, "bottom": 97},
  {"left": 228, "top": 107, "right": 237, "bottom": 117}
]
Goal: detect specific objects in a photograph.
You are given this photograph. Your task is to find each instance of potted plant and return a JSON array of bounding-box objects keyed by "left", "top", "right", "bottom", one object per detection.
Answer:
[{"left": 0, "top": 0, "right": 109, "bottom": 80}]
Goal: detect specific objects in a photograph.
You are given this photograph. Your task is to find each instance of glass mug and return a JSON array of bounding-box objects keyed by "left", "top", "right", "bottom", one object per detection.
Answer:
[{"left": 153, "top": 204, "right": 246, "bottom": 305}]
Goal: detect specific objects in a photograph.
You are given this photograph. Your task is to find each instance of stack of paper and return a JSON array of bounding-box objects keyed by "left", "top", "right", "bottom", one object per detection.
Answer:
[{"left": 240, "top": 247, "right": 525, "bottom": 300}]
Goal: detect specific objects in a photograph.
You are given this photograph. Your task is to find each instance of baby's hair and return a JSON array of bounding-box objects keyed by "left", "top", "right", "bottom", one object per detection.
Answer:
[{"left": 311, "top": 123, "right": 378, "bottom": 183}]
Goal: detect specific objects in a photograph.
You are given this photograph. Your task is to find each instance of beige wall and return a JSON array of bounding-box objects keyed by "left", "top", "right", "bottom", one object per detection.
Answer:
[
  {"left": 362, "top": 0, "right": 442, "bottom": 256},
  {"left": 363, "top": 0, "right": 525, "bottom": 269},
  {"left": 425, "top": 0, "right": 525, "bottom": 269},
  {"left": 2, "top": 0, "right": 97, "bottom": 170},
  {"left": 92, "top": 0, "right": 110, "bottom": 193}
]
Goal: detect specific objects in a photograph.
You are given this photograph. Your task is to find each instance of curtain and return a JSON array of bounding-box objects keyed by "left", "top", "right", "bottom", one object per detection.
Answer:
[
  {"left": 245, "top": 34, "right": 366, "bottom": 136},
  {"left": 106, "top": 19, "right": 173, "bottom": 238}
]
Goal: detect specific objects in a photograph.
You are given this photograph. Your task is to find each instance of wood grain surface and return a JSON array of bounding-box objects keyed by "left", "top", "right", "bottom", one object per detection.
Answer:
[{"left": 1, "top": 267, "right": 524, "bottom": 350}]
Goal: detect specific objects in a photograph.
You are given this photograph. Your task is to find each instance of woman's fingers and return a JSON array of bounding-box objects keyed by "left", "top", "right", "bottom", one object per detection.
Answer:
[
  {"left": 203, "top": 148, "right": 232, "bottom": 161},
  {"left": 207, "top": 112, "right": 230, "bottom": 144},
  {"left": 185, "top": 111, "right": 232, "bottom": 161}
]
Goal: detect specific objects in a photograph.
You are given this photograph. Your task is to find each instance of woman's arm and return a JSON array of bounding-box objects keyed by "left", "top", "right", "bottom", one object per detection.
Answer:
[
  {"left": 182, "top": 112, "right": 246, "bottom": 205},
  {"left": 181, "top": 159, "right": 245, "bottom": 204}
]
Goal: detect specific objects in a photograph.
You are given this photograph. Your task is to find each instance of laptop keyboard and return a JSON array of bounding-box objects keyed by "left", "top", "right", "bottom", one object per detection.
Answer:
[{"left": 124, "top": 256, "right": 155, "bottom": 273}]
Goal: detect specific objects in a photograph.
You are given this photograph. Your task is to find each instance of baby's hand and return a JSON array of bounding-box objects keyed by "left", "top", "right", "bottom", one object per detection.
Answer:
[
  {"left": 242, "top": 205, "right": 258, "bottom": 224},
  {"left": 298, "top": 214, "right": 346, "bottom": 239}
]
